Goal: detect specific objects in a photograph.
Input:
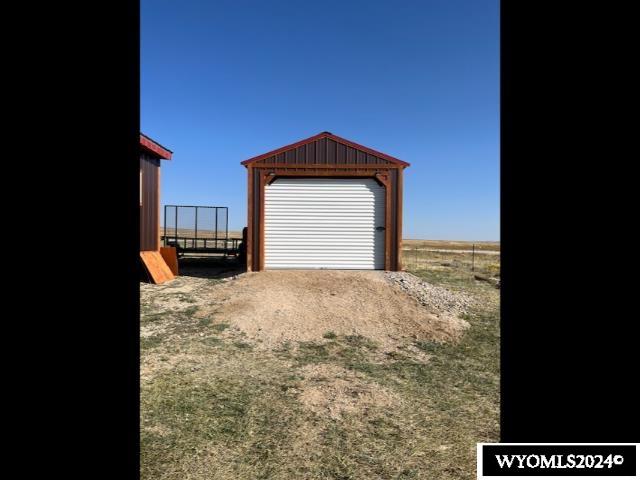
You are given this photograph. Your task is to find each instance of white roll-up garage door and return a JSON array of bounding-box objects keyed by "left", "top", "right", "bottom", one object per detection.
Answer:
[{"left": 264, "top": 178, "right": 385, "bottom": 269}]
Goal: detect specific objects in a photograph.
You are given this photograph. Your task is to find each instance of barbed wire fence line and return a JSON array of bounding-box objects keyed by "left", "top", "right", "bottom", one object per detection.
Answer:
[{"left": 402, "top": 243, "right": 501, "bottom": 280}]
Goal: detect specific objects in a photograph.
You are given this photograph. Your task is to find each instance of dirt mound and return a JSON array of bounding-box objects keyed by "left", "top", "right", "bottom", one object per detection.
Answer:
[
  {"left": 212, "top": 270, "right": 469, "bottom": 349},
  {"left": 297, "top": 364, "right": 399, "bottom": 419}
]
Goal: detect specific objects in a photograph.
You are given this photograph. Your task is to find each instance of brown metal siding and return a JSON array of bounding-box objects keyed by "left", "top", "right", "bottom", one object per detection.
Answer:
[
  {"left": 140, "top": 153, "right": 160, "bottom": 251},
  {"left": 252, "top": 168, "right": 261, "bottom": 271},
  {"left": 253, "top": 137, "right": 392, "bottom": 166},
  {"left": 389, "top": 169, "right": 398, "bottom": 269}
]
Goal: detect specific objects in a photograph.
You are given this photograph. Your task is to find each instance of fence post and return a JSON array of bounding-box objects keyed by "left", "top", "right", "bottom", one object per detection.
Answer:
[
  {"left": 472, "top": 244, "right": 475, "bottom": 272},
  {"left": 174, "top": 207, "right": 178, "bottom": 245},
  {"left": 215, "top": 208, "right": 218, "bottom": 250}
]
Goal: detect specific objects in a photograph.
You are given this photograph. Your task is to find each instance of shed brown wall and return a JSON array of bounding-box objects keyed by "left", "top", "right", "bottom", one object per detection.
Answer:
[
  {"left": 252, "top": 136, "right": 395, "bottom": 167},
  {"left": 246, "top": 137, "right": 405, "bottom": 271},
  {"left": 140, "top": 153, "right": 160, "bottom": 251}
]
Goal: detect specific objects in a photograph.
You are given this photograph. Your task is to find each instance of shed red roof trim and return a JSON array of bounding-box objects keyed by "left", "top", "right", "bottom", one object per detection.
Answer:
[
  {"left": 241, "top": 132, "right": 410, "bottom": 167},
  {"left": 140, "top": 133, "right": 173, "bottom": 160}
]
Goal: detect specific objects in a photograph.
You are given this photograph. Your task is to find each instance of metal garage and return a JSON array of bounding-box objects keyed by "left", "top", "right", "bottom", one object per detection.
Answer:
[{"left": 242, "top": 132, "right": 410, "bottom": 271}]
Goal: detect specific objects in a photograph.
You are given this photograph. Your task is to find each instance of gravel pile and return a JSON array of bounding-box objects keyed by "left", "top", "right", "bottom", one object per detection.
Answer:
[{"left": 384, "top": 271, "right": 472, "bottom": 318}]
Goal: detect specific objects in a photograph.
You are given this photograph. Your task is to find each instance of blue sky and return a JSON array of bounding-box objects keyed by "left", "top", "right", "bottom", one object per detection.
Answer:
[{"left": 142, "top": 0, "right": 499, "bottom": 240}]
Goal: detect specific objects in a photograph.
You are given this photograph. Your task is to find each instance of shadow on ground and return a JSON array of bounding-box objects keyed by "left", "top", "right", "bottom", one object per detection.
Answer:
[{"left": 177, "top": 256, "right": 245, "bottom": 280}]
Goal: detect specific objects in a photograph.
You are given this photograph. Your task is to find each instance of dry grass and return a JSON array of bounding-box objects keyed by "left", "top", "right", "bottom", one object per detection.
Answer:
[
  {"left": 403, "top": 239, "right": 500, "bottom": 251},
  {"left": 140, "top": 254, "right": 499, "bottom": 479},
  {"left": 402, "top": 244, "right": 500, "bottom": 280}
]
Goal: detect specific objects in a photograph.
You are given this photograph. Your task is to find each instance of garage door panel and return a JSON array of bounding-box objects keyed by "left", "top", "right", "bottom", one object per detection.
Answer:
[
  {"left": 265, "top": 221, "right": 379, "bottom": 226},
  {"left": 264, "top": 178, "right": 385, "bottom": 269},
  {"left": 267, "top": 246, "right": 376, "bottom": 250},
  {"left": 265, "top": 231, "right": 380, "bottom": 236},
  {"left": 266, "top": 208, "right": 378, "bottom": 212}
]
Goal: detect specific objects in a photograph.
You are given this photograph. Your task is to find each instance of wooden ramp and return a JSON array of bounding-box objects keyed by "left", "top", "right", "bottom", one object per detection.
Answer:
[
  {"left": 160, "top": 247, "right": 179, "bottom": 276},
  {"left": 140, "top": 251, "right": 175, "bottom": 284}
]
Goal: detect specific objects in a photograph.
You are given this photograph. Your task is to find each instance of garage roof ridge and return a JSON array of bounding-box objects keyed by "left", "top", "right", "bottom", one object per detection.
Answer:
[{"left": 241, "top": 131, "right": 410, "bottom": 167}]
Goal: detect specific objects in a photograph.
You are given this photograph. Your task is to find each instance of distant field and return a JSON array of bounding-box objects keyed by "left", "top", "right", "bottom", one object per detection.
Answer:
[
  {"left": 403, "top": 239, "right": 500, "bottom": 252},
  {"left": 402, "top": 239, "right": 500, "bottom": 281}
]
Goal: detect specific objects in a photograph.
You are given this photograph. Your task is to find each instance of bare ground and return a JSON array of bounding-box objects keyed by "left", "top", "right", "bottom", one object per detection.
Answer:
[
  {"left": 141, "top": 260, "right": 499, "bottom": 479},
  {"left": 200, "top": 270, "right": 470, "bottom": 351},
  {"left": 297, "top": 364, "right": 401, "bottom": 420}
]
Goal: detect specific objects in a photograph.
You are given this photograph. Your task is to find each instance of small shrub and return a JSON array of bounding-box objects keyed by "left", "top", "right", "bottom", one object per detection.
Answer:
[
  {"left": 183, "top": 306, "right": 199, "bottom": 316},
  {"left": 141, "top": 336, "right": 162, "bottom": 350},
  {"left": 201, "top": 337, "right": 222, "bottom": 346},
  {"left": 344, "top": 334, "right": 378, "bottom": 350},
  {"left": 211, "top": 323, "right": 230, "bottom": 333}
]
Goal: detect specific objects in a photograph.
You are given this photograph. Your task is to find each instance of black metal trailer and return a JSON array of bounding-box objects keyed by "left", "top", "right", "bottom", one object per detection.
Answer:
[{"left": 162, "top": 205, "right": 242, "bottom": 257}]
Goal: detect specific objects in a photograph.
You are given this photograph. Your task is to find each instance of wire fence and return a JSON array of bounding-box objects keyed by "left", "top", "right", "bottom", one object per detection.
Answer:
[
  {"left": 162, "top": 205, "right": 240, "bottom": 254},
  {"left": 402, "top": 243, "right": 501, "bottom": 279}
]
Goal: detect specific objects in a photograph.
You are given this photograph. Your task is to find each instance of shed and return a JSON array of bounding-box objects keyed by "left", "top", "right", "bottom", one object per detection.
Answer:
[
  {"left": 140, "top": 133, "right": 172, "bottom": 251},
  {"left": 242, "top": 132, "right": 409, "bottom": 271},
  {"left": 140, "top": 133, "right": 177, "bottom": 283}
]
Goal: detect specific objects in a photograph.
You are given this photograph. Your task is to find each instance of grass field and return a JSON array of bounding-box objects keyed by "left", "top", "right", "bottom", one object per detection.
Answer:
[
  {"left": 402, "top": 243, "right": 500, "bottom": 281},
  {"left": 403, "top": 239, "right": 499, "bottom": 252},
  {"left": 140, "top": 244, "right": 500, "bottom": 479}
]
